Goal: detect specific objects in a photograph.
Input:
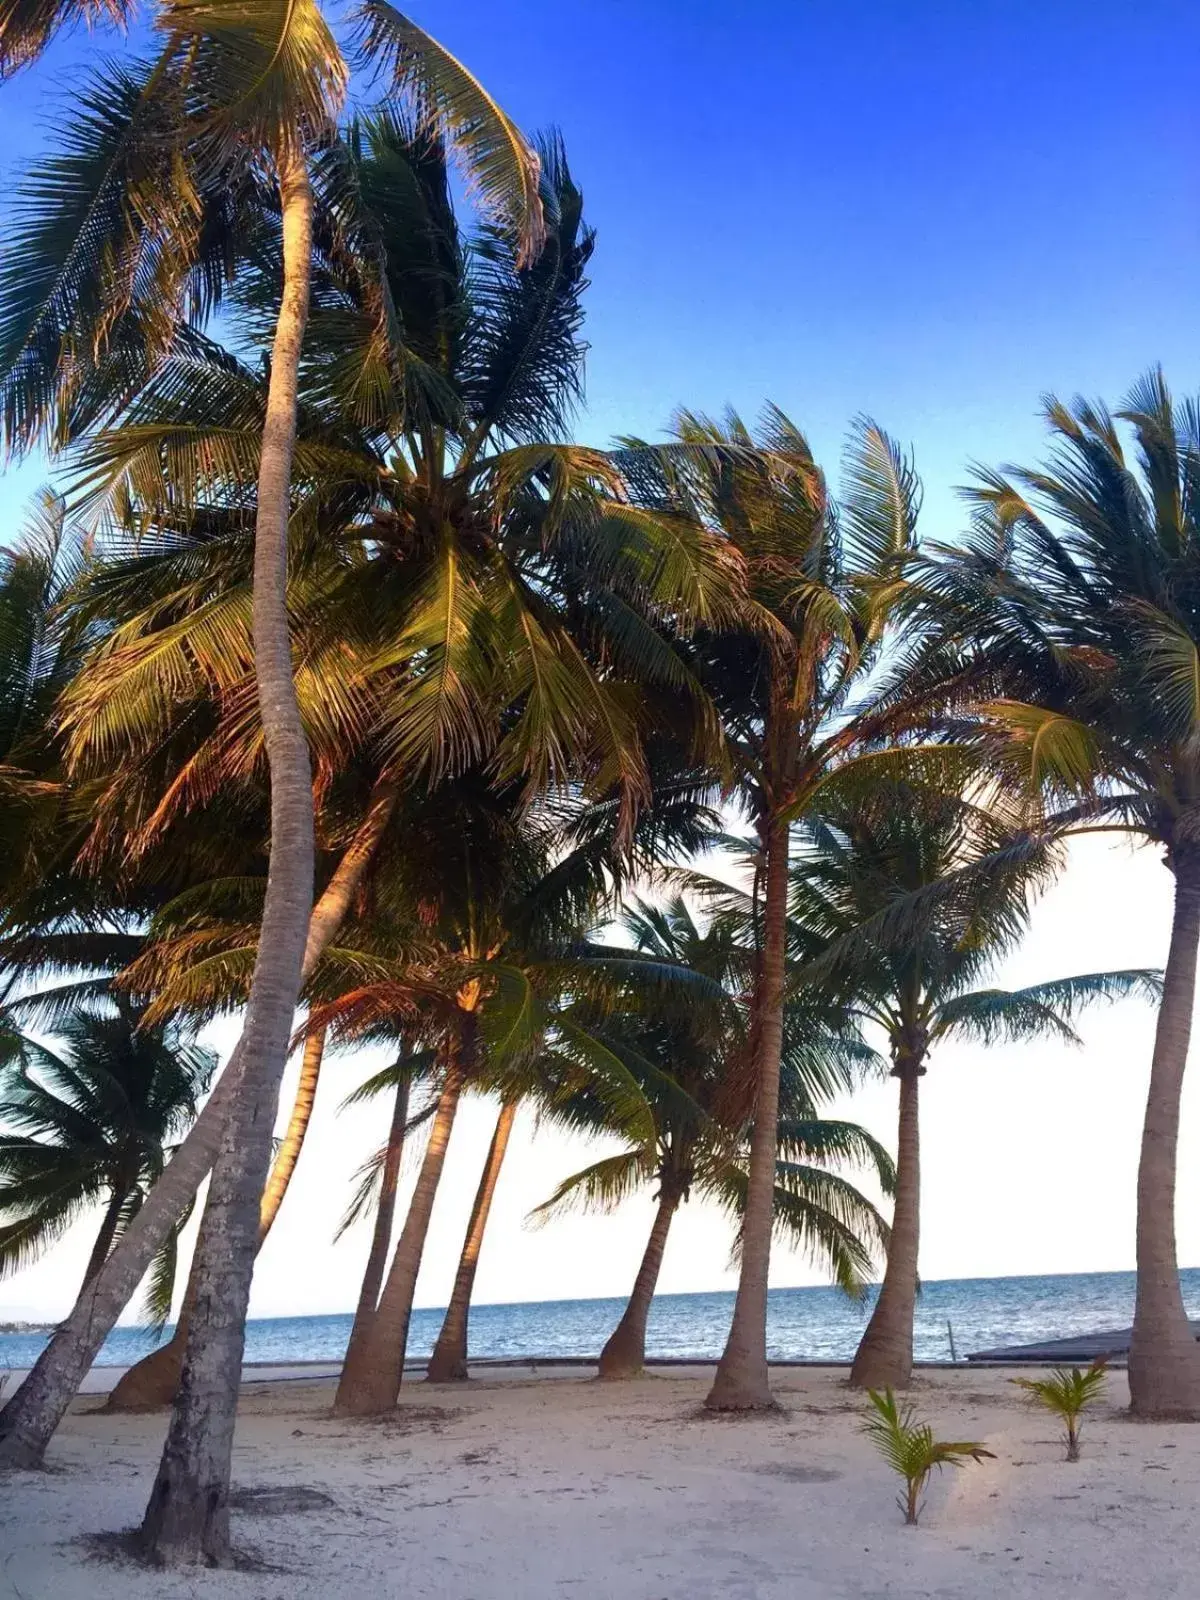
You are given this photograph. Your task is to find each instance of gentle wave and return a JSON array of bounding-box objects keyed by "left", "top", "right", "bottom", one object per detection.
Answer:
[{"left": 4, "top": 1268, "right": 1198, "bottom": 1371}]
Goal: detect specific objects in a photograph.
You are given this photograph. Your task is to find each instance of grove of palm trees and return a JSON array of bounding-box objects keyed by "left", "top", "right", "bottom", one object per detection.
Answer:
[{"left": 0, "top": 3, "right": 1197, "bottom": 1595}]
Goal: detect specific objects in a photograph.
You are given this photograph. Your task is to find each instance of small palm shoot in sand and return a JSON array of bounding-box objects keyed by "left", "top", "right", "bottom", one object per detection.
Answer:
[
  {"left": 864, "top": 1388, "right": 994, "bottom": 1526},
  {"left": 1012, "top": 1361, "right": 1108, "bottom": 1462}
]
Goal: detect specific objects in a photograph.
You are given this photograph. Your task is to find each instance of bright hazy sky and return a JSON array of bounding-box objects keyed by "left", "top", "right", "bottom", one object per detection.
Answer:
[{"left": 3, "top": 2, "right": 1199, "bottom": 1320}]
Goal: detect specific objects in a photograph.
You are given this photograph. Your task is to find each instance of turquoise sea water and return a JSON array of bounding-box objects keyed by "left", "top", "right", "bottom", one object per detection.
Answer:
[{"left": 4, "top": 1268, "right": 1199, "bottom": 1370}]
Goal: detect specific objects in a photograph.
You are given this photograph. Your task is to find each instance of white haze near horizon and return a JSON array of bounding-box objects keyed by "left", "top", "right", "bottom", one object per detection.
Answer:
[{"left": 4, "top": 832, "right": 1197, "bottom": 1326}]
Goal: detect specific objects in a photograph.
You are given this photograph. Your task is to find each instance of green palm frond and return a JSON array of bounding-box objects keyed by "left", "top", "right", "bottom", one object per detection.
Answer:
[{"left": 354, "top": 0, "right": 545, "bottom": 266}]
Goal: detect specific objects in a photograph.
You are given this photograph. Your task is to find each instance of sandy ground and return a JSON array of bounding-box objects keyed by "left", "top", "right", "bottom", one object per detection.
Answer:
[{"left": 1, "top": 1364, "right": 1198, "bottom": 1599}]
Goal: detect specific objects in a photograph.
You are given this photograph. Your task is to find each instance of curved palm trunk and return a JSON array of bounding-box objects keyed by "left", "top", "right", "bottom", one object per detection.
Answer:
[
  {"left": 849, "top": 1057, "right": 922, "bottom": 1389},
  {"left": 342, "top": 1072, "right": 411, "bottom": 1378},
  {"left": 597, "top": 1185, "right": 680, "bottom": 1379},
  {"left": 335, "top": 1057, "right": 465, "bottom": 1416},
  {"left": 706, "top": 809, "right": 790, "bottom": 1411},
  {"left": 80, "top": 1188, "right": 127, "bottom": 1293},
  {"left": 0, "top": 777, "right": 396, "bottom": 1467},
  {"left": 138, "top": 148, "right": 317, "bottom": 1568},
  {"left": 106, "top": 1026, "right": 327, "bottom": 1414},
  {"left": 427, "top": 1099, "right": 516, "bottom": 1383},
  {"left": 1129, "top": 854, "right": 1200, "bottom": 1417}
]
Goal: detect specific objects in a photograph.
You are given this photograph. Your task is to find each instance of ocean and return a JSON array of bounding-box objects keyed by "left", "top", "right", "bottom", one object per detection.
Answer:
[{"left": 4, "top": 1267, "right": 1199, "bottom": 1371}]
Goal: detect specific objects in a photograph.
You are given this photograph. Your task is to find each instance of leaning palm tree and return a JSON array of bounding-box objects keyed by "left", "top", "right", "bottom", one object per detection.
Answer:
[
  {"left": 0, "top": 1001, "right": 216, "bottom": 1312},
  {"left": 925, "top": 371, "right": 1200, "bottom": 1417},
  {"left": 0, "top": 12, "right": 546, "bottom": 1556},
  {"left": 534, "top": 895, "right": 893, "bottom": 1378},
  {"left": 787, "top": 782, "right": 1161, "bottom": 1390},
  {"left": 621, "top": 412, "right": 928, "bottom": 1408}
]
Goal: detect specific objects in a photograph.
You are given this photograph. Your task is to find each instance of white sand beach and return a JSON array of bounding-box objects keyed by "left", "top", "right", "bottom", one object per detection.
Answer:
[{"left": 2, "top": 1364, "right": 1197, "bottom": 1599}]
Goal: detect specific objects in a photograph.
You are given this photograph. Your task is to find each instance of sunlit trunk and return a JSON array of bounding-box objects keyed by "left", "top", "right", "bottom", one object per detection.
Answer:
[
  {"left": 1129, "top": 851, "right": 1200, "bottom": 1417},
  {"left": 105, "top": 1026, "right": 328, "bottom": 1414},
  {"left": 342, "top": 1071, "right": 411, "bottom": 1379},
  {"left": 138, "top": 146, "right": 317, "bottom": 1568},
  {"left": 427, "top": 1099, "right": 516, "bottom": 1383},
  {"left": 706, "top": 807, "right": 789, "bottom": 1410},
  {"left": 335, "top": 1053, "right": 465, "bottom": 1416},
  {"left": 849, "top": 1054, "right": 922, "bottom": 1389}
]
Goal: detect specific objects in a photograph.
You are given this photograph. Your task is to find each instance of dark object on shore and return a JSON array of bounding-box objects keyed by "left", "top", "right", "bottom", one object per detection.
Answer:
[{"left": 968, "top": 1322, "right": 1200, "bottom": 1363}]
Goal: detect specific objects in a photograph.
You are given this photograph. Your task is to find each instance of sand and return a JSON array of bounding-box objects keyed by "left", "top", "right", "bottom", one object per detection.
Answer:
[{"left": 1, "top": 1363, "right": 1197, "bottom": 1598}]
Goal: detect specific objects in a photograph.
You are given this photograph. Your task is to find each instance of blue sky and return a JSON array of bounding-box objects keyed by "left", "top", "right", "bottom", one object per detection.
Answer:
[
  {"left": 3, "top": 1, "right": 1198, "bottom": 534},
  {"left": 3, "top": 4, "right": 1200, "bottom": 1317}
]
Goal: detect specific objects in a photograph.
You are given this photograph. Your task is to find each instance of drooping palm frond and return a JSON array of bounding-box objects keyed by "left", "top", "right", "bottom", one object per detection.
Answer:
[{"left": 354, "top": 0, "right": 544, "bottom": 266}]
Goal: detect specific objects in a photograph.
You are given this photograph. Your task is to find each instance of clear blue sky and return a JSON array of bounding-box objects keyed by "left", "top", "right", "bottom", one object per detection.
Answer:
[{"left": 2, "top": 0, "right": 1197, "bottom": 534}]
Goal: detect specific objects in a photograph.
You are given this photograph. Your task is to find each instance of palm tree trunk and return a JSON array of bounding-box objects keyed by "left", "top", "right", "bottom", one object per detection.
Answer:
[
  {"left": 849, "top": 1056, "right": 922, "bottom": 1389},
  {"left": 1129, "top": 852, "right": 1200, "bottom": 1417},
  {"left": 105, "top": 1026, "right": 328, "bottom": 1414},
  {"left": 335, "top": 1056, "right": 465, "bottom": 1416},
  {"left": 597, "top": 1184, "right": 680, "bottom": 1379},
  {"left": 80, "top": 1188, "right": 127, "bottom": 1293},
  {"left": 342, "top": 1071, "right": 411, "bottom": 1378},
  {"left": 427, "top": 1099, "right": 516, "bottom": 1383},
  {"left": 706, "top": 808, "right": 789, "bottom": 1411},
  {"left": 258, "top": 1023, "right": 326, "bottom": 1234},
  {"left": 0, "top": 777, "right": 396, "bottom": 1467},
  {"left": 138, "top": 146, "right": 317, "bottom": 1568}
]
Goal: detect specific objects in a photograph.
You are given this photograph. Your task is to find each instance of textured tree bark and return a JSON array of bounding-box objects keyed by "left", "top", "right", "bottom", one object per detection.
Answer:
[
  {"left": 137, "top": 147, "right": 317, "bottom": 1568},
  {"left": 0, "top": 779, "right": 396, "bottom": 1464},
  {"left": 342, "top": 1072, "right": 411, "bottom": 1380},
  {"left": 426, "top": 1100, "right": 516, "bottom": 1383},
  {"left": 849, "top": 1055, "right": 922, "bottom": 1390},
  {"left": 597, "top": 1185, "right": 680, "bottom": 1379},
  {"left": 1129, "top": 851, "right": 1200, "bottom": 1418},
  {"left": 105, "top": 1026, "right": 328, "bottom": 1414},
  {"left": 706, "top": 808, "right": 790, "bottom": 1410},
  {"left": 335, "top": 1057, "right": 465, "bottom": 1416}
]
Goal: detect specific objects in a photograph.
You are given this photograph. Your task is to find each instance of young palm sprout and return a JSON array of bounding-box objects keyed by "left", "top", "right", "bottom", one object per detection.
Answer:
[
  {"left": 1013, "top": 1361, "right": 1108, "bottom": 1462},
  {"left": 863, "top": 1388, "right": 994, "bottom": 1526}
]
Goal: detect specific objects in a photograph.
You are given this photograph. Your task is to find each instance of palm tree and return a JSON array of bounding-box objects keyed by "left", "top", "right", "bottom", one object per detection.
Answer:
[
  {"left": 425, "top": 1096, "right": 517, "bottom": 1383},
  {"left": 784, "top": 782, "right": 1161, "bottom": 1390},
  {"left": 0, "top": 1001, "right": 216, "bottom": 1307},
  {"left": 924, "top": 371, "right": 1200, "bottom": 1416},
  {"left": 0, "top": 13, "right": 547, "bottom": 1543},
  {"left": 534, "top": 895, "right": 893, "bottom": 1379},
  {"left": 323, "top": 765, "right": 688, "bottom": 1417},
  {"left": 620, "top": 412, "right": 927, "bottom": 1408}
]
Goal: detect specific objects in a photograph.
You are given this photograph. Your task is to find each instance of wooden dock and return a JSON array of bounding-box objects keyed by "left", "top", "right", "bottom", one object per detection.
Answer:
[{"left": 967, "top": 1321, "right": 1200, "bottom": 1363}]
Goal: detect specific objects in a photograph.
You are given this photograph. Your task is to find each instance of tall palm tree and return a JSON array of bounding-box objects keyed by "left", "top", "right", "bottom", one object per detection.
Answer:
[
  {"left": 0, "top": 14, "right": 547, "bottom": 1547},
  {"left": 0, "top": 1001, "right": 216, "bottom": 1306},
  {"left": 785, "top": 782, "right": 1160, "bottom": 1390},
  {"left": 923, "top": 371, "right": 1200, "bottom": 1417},
  {"left": 534, "top": 895, "right": 893, "bottom": 1379},
  {"left": 623, "top": 412, "right": 927, "bottom": 1408}
]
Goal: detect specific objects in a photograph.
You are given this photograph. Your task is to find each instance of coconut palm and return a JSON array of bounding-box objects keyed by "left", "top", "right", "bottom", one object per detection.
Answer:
[
  {"left": 322, "top": 758, "right": 710, "bottom": 1416},
  {"left": 618, "top": 412, "right": 931, "bottom": 1408},
  {"left": 0, "top": 12, "right": 547, "bottom": 1547},
  {"left": 533, "top": 895, "right": 894, "bottom": 1378},
  {"left": 0, "top": 1000, "right": 215, "bottom": 1312},
  {"left": 784, "top": 781, "right": 1161, "bottom": 1390},
  {"left": 922, "top": 371, "right": 1200, "bottom": 1417}
]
